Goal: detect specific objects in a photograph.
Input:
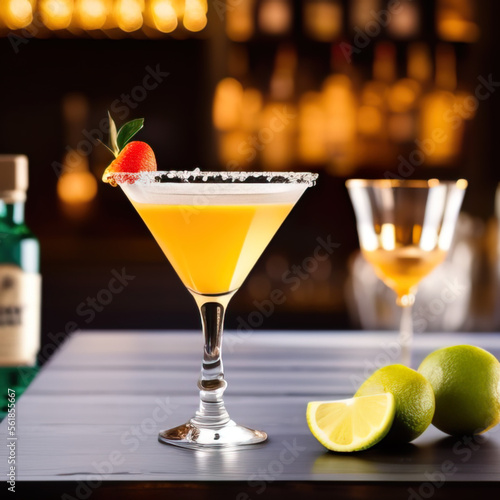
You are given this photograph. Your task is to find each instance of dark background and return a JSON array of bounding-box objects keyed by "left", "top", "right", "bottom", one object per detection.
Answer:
[{"left": 0, "top": 0, "right": 499, "bottom": 357}]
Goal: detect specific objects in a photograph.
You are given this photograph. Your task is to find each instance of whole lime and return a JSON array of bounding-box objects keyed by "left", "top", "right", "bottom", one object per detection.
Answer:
[
  {"left": 418, "top": 345, "right": 500, "bottom": 436},
  {"left": 355, "top": 364, "right": 435, "bottom": 443}
]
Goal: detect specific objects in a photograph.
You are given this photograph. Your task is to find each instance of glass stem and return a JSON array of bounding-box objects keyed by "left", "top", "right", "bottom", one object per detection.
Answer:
[
  {"left": 190, "top": 292, "right": 235, "bottom": 428},
  {"left": 399, "top": 302, "right": 413, "bottom": 367}
]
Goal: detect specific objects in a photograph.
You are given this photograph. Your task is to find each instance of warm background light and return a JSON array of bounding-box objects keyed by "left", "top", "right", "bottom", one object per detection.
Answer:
[
  {"left": 407, "top": 43, "right": 433, "bottom": 84},
  {"left": 350, "top": 0, "right": 381, "bottom": 28},
  {"left": 387, "top": 0, "right": 420, "bottom": 38},
  {"left": 298, "top": 92, "right": 327, "bottom": 165},
  {"left": 75, "top": 0, "right": 108, "bottom": 30},
  {"left": 240, "top": 88, "right": 262, "bottom": 131},
  {"left": 1, "top": 0, "right": 34, "bottom": 30},
  {"left": 226, "top": 0, "right": 254, "bottom": 42},
  {"left": 387, "top": 79, "right": 420, "bottom": 113},
  {"left": 0, "top": 0, "right": 480, "bottom": 44},
  {"left": 149, "top": 0, "right": 177, "bottom": 33},
  {"left": 373, "top": 42, "right": 396, "bottom": 83},
  {"left": 259, "top": 0, "right": 291, "bottom": 35},
  {"left": 260, "top": 102, "right": 296, "bottom": 171},
  {"left": 0, "top": 0, "right": 207, "bottom": 34},
  {"left": 304, "top": 0, "right": 342, "bottom": 42},
  {"left": 0, "top": 1, "right": 483, "bottom": 176},
  {"left": 56, "top": 152, "right": 98, "bottom": 205},
  {"left": 114, "top": 0, "right": 143, "bottom": 32},
  {"left": 212, "top": 23, "right": 475, "bottom": 172},
  {"left": 322, "top": 74, "right": 358, "bottom": 175},
  {"left": 39, "top": 0, "right": 74, "bottom": 30},
  {"left": 213, "top": 78, "right": 244, "bottom": 131},
  {"left": 57, "top": 169, "right": 98, "bottom": 204},
  {"left": 182, "top": 0, "right": 207, "bottom": 32},
  {"left": 437, "top": 0, "right": 479, "bottom": 42},
  {"left": 357, "top": 105, "right": 383, "bottom": 137}
]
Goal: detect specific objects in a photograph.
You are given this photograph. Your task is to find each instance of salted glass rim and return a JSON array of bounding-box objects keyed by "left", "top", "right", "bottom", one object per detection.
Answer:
[
  {"left": 346, "top": 178, "right": 468, "bottom": 190},
  {"left": 110, "top": 168, "right": 319, "bottom": 186}
]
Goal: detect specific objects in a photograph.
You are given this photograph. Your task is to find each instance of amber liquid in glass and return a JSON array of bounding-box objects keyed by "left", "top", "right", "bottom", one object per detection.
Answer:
[{"left": 363, "top": 246, "right": 447, "bottom": 303}]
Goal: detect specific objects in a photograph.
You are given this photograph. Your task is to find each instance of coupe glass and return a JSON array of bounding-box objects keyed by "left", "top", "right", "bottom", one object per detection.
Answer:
[
  {"left": 111, "top": 169, "right": 317, "bottom": 450},
  {"left": 346, "top": 179, "right": 467, "bottom": 365}
]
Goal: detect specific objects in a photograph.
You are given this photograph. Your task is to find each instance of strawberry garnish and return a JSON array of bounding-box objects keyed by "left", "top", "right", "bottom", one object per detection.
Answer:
[
  {"left": 101, "top": 113, "right": 157, "bottom": 186},
  {"left": 102, "top": 141, "right": 157, "bottom": 185}
]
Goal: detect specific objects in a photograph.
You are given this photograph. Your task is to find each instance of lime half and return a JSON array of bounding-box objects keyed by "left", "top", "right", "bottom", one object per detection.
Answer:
[{"left": 307, "top": 393, "right": 395, "bottom": 452}]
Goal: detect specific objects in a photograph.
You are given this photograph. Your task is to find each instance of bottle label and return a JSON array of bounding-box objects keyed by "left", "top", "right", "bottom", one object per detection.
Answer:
[{"left": 0, "top": 265, "right": 41, "bottom": 366}]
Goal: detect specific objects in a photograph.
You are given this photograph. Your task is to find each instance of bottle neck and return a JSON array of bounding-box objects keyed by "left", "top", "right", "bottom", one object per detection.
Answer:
[{"left": 0, "top": 200, "right": 25, "bottom": 225}]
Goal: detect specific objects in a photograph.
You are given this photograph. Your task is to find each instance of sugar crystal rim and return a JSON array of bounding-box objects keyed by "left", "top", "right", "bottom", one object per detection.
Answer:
[{"left": 109, "top": 168, "right": 318, "bottom": 186}]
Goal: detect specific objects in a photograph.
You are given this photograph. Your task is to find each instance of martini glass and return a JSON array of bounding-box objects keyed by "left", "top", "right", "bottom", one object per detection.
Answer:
[
  {"left": 346, "top": 179, "right": 467, "bottom": 366},
  {"left": 111, "top": 169, "right": 317, "bottom": 450}
]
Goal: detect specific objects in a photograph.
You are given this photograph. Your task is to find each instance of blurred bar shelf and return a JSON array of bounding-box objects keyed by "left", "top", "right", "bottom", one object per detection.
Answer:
[{"left": 1, "top": 330, "right": 499, "bottom": 498}]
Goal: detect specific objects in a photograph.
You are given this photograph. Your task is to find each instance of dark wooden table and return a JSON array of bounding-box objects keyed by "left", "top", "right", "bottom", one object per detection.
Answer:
[{"left": 1, "top": 331, "right": 499, "bottom": 499}]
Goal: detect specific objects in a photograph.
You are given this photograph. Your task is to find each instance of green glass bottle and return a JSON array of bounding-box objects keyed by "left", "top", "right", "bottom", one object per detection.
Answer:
[{"left": 0, "top": 155, "right": 41, "bottom": 419}]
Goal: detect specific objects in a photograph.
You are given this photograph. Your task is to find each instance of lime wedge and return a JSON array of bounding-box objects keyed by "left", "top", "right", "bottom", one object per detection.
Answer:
[{"left": 307, "top": 393, "right": 395, "bottom": 452}]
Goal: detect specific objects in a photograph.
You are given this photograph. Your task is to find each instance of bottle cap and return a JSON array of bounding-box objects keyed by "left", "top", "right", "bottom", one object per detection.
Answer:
[{"left": 0, "top": 155, "right": 29, "bottom": 202}]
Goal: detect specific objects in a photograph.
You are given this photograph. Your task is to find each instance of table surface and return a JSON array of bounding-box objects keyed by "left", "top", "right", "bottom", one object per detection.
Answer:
[{"left": 1, "top": 331, "right": 500, "bottom": 498}]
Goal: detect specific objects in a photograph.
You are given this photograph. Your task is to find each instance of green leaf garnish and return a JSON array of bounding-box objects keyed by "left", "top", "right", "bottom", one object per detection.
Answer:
[
  {"left": 117, "top": 118, "right": 144, "bottom": 152},
  {"left": 108, "top": 111, "right": 119, "bottom": 156},
  {"left": 102, "top": 114, "right": 145, "bottom": 157}
]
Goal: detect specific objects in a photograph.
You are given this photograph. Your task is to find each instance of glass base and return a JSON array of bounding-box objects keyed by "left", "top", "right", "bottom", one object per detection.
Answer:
[{"left": 158, "top": 419, "right": 267, "bottom": 450}]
